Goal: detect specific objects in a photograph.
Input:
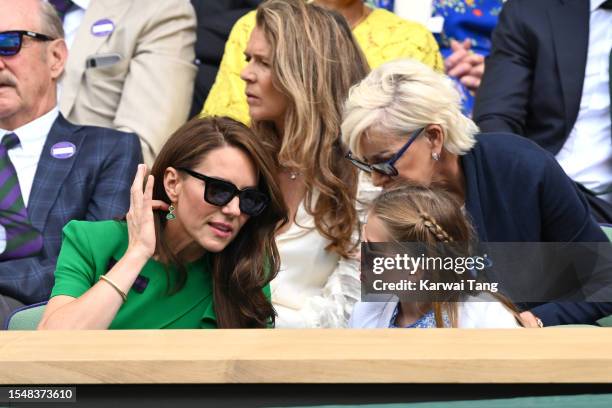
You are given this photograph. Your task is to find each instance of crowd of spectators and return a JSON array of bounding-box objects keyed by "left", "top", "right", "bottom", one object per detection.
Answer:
[{"left": 0, "top": 0, "right": 610, "bottom": 329}]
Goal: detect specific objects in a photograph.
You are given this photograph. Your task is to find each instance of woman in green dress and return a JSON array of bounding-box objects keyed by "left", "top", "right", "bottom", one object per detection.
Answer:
[{"left": 38, "top": 116, "right": 287, "bottom": 329}]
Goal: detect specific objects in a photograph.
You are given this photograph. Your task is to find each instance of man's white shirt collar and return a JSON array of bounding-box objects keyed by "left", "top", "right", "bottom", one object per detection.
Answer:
[
  {"left": 0, "top": 107, "right": 59, "bottom": 149},
  {"left": 71, "top": 0, "right": 90, "bottom": 10},
  {"left": 592, "top": 0, "right": 608, "bottom": 12}
]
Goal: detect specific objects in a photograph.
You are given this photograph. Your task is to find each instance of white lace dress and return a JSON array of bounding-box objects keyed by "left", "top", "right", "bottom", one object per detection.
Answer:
[{"left": 271, "top": 175, "right": 381, "bottom": 328}]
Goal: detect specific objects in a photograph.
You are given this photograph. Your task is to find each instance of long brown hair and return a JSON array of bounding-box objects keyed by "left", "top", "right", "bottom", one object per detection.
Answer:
[
  {"left": 251, "top": 0, "right": 369, "bottom": 257},
  {"left": 150, "top": 116, "right": 288, "bottom": 328},
  {"left": 369, "top": 183, "right": 521, "bottom": 327}
]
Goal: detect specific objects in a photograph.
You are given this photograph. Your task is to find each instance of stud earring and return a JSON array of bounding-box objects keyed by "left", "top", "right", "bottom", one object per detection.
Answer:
[
  {"left": 166, "top": 204, "right": 176, "bottom": 220},
  {"left": 432, "top": 152, "right": 440, "bottom": 161}
]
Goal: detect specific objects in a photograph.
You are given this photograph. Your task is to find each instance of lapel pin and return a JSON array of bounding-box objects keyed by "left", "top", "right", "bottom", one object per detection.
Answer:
[
  {"left": 132, "top": 275, "right": 149, "bottom": 294},
  {"left": 91, "top": 19, "right": 115, "bottom": 37},
  {"left": 106, "top": 258, "right": 149, "bottom": 293},
  {"left": 50, "top": 142, "right": 76, "bottom": 159}
]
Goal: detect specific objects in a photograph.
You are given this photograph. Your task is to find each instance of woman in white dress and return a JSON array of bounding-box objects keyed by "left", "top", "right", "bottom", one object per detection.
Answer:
[
  {"left": 350, "top": 184, "right": 522, "bottom": 328},
  {"left": 240, "top": 0, "right": 369, "bottom": 327}
]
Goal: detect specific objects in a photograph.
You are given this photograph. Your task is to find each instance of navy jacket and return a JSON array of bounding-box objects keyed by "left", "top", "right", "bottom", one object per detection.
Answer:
[
  {"left": 473, "top": 0, "right": 590, "bottom": 154},
  {"left": 462, "top": 133, "right": 612, "bottom": 325},
  {"left": 0, "top": 114, "right": 142, "bottom": 304}
]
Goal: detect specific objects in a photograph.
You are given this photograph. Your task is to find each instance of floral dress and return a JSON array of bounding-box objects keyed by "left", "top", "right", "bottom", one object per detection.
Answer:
[
  {"left": 369, "top": 0, "right": 504, "bottom": 116},
  {"left": 433, "top": 0, "right": 504, "bottom": 115},
  {"left": 388, "top": 305, "right": 451, "bottom": 328}
]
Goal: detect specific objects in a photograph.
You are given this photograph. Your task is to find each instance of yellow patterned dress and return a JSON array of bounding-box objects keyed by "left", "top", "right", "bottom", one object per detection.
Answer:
[{"left": 200, "top": 8, "right": 444, "bottom": 124}]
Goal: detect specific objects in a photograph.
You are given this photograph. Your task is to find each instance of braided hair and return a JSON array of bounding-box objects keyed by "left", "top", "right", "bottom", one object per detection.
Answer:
[
  {"left": 369, "top": 183, "right": 471, "bottom": 246},
  {"left": 418, "top": 211, "right": 453, "bottom": 243},
  {"left": 367, "top": 182, "right": 520, "bottom": 327}
]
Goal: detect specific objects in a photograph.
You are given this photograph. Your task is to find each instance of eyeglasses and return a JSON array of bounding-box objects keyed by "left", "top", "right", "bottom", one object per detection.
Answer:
[
  {"left": 345, "top": 127, "right": 425, "bottom": 177},
  {"left": 177, "top": 167, "right": 269, "bottom": 216},
  {"left": 0, "top": 31, "right": 54, "bottom": 57}
]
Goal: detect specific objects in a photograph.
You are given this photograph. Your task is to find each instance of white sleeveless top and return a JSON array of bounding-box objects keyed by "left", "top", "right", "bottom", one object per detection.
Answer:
[
  {"left": 271, "top": 176, "right": 381, "bottom": 328},
  {"left": 272, "top": 200, "right": 361, "bottom": 328}
]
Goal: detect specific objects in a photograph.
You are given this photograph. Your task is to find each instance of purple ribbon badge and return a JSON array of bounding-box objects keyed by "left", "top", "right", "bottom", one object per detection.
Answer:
[
  {"left": 91, "top": 19, "right": 115, "bottom": 37},
  {"left": 50, "top": 142, "right": 76, "bottom": 159}
]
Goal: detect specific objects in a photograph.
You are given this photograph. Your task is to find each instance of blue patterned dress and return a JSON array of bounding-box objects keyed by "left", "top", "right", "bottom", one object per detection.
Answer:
[
  {"left": 388, "top": 304, "right": 451, "bottom": 328},
  {"left": 366, "top": 0, "right": 503, "bottom": 115},
  {"left": 433, "top": 0, "right": 504, "bottom": 115}
]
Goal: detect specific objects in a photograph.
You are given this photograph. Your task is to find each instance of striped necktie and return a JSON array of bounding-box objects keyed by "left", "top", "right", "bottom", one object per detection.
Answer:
[{"left": 0, "top": 133, "right": 43, "bottom": 261}]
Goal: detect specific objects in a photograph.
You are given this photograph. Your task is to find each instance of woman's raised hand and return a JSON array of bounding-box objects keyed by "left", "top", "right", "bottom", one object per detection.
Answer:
[{"left": 125, "top": 164, "right": 169, "bottom": 260}]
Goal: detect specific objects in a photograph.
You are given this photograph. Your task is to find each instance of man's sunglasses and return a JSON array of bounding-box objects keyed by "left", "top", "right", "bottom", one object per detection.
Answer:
[
  {"left": 0, "top": 31, "right": 54, "bottom": 57},
  {"left": 177, "top": 167, "right": 269, "bottom": 217},
  {"left": 345, "top": 127, "right": 425, "bottom": 177}
]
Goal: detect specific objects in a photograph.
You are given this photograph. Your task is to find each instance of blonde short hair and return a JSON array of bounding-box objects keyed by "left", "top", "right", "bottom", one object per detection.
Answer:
[{"left": 341, "top": 59, "right": 479, "bottom": 157}]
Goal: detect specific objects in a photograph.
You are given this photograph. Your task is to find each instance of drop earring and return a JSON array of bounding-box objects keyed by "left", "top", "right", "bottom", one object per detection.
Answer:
[
  {"left": 166, "top": 204, "right": 176, "bottom": 220},
  {"left": 432, "top": 152, "right": 440, "bottom": 161}
]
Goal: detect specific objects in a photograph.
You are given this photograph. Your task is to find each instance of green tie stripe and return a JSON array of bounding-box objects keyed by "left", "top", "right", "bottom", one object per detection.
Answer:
[{"left": 0, "top": 132, "right": 43, "bottom": 260}]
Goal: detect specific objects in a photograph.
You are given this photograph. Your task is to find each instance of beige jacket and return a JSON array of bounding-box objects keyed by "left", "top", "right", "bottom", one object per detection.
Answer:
[{"left": 60, "top": 0, "right": 197, "bottom": 165}]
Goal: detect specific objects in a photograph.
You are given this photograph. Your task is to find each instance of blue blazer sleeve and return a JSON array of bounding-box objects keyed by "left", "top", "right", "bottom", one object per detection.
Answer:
[
  {"left": 83, "top": 128, "right": 142, "bottom": 222},
  {"left": 473, "top": 0, "right": 532, "bottom": 135},
  {"left": 464, "top": 134, "right": 611, "bottom": 325},
  {"left": 531, "top": 151, "right": 611, "bottom": 325},
  {"left": 538, "top": 150, "right": 606, "bottom": 242}
]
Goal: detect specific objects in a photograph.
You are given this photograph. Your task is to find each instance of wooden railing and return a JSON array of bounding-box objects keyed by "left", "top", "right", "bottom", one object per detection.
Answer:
[{"left": 1, "top": 329, "right": 612, "bottom": 384}]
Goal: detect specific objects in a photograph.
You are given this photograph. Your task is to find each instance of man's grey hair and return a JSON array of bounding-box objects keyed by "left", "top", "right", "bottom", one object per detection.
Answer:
[{"left": 39, "top": 0, "right": 65, "bottom": 39}]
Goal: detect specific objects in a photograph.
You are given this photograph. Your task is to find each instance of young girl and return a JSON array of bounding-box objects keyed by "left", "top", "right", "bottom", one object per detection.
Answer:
[
  {"left": 38, "top": 117, "right": 287, "bottom": 329},
  {"left": 350, "top": 184, "right": 521, "bottom": 328}
]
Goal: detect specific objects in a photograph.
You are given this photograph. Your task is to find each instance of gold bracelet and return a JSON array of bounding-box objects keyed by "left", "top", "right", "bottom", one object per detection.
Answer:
[{"left": 99, "top": 275, "right": 128, "bottom": 302}]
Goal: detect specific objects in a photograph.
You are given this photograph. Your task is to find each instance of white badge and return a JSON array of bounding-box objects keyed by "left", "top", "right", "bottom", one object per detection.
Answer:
[
  {"left": 51, "top": 142, "right": 76, "bottom": 159},
  {"left": 427, "top": 16, "right": 445, "bottom": 34}
]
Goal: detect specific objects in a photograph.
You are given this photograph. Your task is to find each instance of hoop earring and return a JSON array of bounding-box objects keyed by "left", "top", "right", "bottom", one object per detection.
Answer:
[
  {"left": 432, "top": 152, "right": 440, "bottom": 161},
  {"left": 166, "top": 204, "right": 176, "bottom": 220}
]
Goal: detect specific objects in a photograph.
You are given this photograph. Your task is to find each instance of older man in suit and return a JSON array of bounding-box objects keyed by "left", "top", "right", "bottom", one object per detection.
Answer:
[
  {"left": 50, "top": 0, "right": 197, "bottom": 165},
  {"left": 474, "top": 0, "right": 612, "bottom": 222},
  {"left": 0, "top": 0, "right": 141, "bottom": 324}
]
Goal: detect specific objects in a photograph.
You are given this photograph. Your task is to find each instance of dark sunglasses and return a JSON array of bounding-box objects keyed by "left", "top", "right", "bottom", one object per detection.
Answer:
[
  {"left": 177, "top": 167, "right": 269, "bottom": 216},
  {"left": 345, "top": 127, "right": 425, "bottom": 177},
  {"left": 0, "top": 31, "right": 54, "bottom": 57}
]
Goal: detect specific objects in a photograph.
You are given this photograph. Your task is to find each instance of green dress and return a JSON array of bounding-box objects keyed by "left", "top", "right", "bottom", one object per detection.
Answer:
[{"left": 50, "top": 220, "right": 271, "bottom": 329}]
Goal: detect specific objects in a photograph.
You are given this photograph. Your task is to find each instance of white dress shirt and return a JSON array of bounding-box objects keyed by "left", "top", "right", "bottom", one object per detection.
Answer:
[
  {"left": 556, "top": 0, "right": 612, "bottom": 201},
  {"left": 0, "top": 107, "right": 59, "bottom": 254},
  {"left": 63, "top": 0, "right": 90, "bottom": 50}
]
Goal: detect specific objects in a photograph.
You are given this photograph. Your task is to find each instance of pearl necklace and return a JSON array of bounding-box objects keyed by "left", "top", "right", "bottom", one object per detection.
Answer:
[{"left": 280, "top": 167, "right": 302, "bottom": 180}]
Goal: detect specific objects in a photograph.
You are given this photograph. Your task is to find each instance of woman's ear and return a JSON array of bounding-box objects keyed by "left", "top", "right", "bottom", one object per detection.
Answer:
[
  {"left": 164, "top": 167, "right": 182, "bottom": 202},
  {"left": 425, "top": 124, "right": 445, "bottom": 153}
]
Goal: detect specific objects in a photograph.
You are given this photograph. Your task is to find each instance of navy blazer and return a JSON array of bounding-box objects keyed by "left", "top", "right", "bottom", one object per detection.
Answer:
[
  {"left": 462, "top": 133, "right": 612, "bottom": 325},
  {"left": 0, "top": 114, "right": 142, "bottom": 304},
  {"left": 473, "top": 0, "right": 590, "bottom": 154}
]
